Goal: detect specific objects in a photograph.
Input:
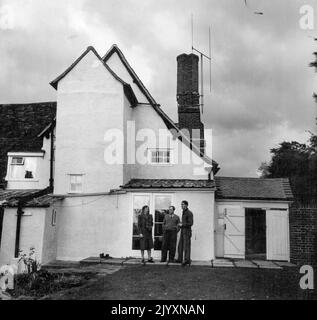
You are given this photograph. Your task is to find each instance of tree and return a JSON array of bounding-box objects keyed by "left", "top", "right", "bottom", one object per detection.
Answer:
[{"left": 259, "top": 136, "right": 317, "bottom": 201}]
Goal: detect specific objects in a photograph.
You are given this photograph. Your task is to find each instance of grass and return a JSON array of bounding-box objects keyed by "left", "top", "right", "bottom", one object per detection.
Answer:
[{"left": 45, "top": 265, "right": 317, "bottom": 300}]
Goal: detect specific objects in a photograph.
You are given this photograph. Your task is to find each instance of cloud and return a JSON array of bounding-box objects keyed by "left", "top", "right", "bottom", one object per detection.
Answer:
[{"left": 0, "top": 0, "right": 316, "bottom": 176}]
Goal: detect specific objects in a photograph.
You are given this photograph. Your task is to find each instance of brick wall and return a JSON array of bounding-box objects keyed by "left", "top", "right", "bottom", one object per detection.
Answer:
[
  {"left": 0, "top": 102, "right": 56, "bottom": 186},
  {"left": 289, "top": 204, "right": 317, "bottom": 266}
]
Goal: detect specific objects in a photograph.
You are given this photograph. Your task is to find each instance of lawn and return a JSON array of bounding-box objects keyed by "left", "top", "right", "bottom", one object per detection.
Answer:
[{"left": 45, "top": 265, "right": 317, "bottom": 300}]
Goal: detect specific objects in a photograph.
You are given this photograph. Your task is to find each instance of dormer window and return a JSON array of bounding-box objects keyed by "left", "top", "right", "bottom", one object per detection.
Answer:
[
  {"left": 6, "top": 152, "right": 42, "bottom": 181},
  {"left": 148, "top": 149, "right": 172, "bottom": 165}
]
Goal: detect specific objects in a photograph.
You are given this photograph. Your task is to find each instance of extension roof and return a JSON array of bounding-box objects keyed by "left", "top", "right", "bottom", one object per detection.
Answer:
[{"left": 214, "top": 176, "right": 293, "bottom": 201}]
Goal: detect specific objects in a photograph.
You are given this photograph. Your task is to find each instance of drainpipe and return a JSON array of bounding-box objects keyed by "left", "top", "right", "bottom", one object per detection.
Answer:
[
  {"left": 14, "top": 203, "right": 24, "bottom": 258},
  {"left": 49, "top": 123, "right": 55, "bottom": 192}
]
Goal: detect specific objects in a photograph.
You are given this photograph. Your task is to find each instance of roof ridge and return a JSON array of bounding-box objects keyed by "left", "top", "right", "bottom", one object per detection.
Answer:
[
  {"left": 50, "top": 46, "right": 128, "bottom": 89},
  {"left": 0, "top": 101, "right": 56, "bottom": 107},
  {"left": 215, "top": 176, "right": 285, "bottom": 180},
  {"left": 103, "top": 44, "right": 157, "bottom": 105}
]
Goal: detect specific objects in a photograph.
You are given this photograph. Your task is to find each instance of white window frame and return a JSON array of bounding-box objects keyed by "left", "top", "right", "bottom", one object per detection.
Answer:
[
  {"left": 68, "top": 174, "right": 84, "bottom": 194},
  {"left": 11, "top": 157, "right": 24, "bottom": 165},
  {"left": 148, "top": 148, "right": 173, "bottom": 166}
]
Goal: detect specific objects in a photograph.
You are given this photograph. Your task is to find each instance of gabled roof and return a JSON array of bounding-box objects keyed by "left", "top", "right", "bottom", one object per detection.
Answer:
[
  {"left": 103, "top": 45, "right": 219, "bottom": 173},
  {"left": 214, "top": 176, "right": 294, "bottom": 201},
  {"left": 50, "top": 46, "right": 138, "bottom": 107},
  {"left": 103, "top": 44, "right": 157, "bottom": 105},
  {"left": 122, "top": 179, "right": 216, "bottom": 189}
]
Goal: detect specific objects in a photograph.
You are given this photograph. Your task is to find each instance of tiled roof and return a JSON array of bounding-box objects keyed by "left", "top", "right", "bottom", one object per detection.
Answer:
[
  {"left": 0, "top": 189, "right": 63, "bottom": 207},
  {"left": 0, "top": 102, "right": 56, "bottom": 185},
  {"left": 214, "top": 176, "right": 294, "bottom": 201},
  {"left": 122, "top": 179, "right": 216, "bottom": 189}
]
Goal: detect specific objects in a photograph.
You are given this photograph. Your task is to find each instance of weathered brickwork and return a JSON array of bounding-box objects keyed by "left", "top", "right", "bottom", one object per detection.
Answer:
[
  {"left": 289, "top": 204, "right": 317, "bottom": 266},
  {"left": 0, "top": 102, "right": 56, "bottom": 186},
  {"left": 176, "top": 53, "right": 205, "bottom": 154}
]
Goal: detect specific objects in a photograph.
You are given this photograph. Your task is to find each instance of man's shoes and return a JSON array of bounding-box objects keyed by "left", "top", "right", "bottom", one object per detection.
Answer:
[
  {"left": 175, "top": 260, "right": 182, "bottom": 264},
  {"left": 147, "top": 258, "right": 154, "bottom": 263},
  {"left": 169, "top": 259, "right": 176, "bottom": 263},
  {"left": 165, "top": 261, "right": 169, "bottom": 267},
  {"left": 182, "top": 261, "right": 190, "bottom": 267},
  {"left": 141, "top": 258, "right": 145, "bottom": 265},
  {"left": 160, "top": 260, "right": 166, "bottom": 263}
]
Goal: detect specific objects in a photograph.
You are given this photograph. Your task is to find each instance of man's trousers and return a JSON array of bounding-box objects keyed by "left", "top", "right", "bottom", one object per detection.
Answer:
[{"left": 161, "top": 230, "right": 177, "bottom": 262}]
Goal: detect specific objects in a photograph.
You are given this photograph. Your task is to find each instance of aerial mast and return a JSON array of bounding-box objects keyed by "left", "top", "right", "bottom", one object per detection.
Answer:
[{"left": 191, "top": 14, "right": 212, "bottom": 114}]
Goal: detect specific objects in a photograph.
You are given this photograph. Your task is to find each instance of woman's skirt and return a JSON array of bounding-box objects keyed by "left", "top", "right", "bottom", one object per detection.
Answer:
[{"left": 139, "top": 231, "right": 154, "bottom": 250}]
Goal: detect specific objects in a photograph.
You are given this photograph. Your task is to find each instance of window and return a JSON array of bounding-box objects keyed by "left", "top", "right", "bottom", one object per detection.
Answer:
[
  {"left": 153, "top": 195, "right": 172, "bottom": 250},
  {"left": 132, "top": 194, "right": 172, "bottom": 250},
  {"left": 149, "top": 149, "right": 171, "bottom": 165},
  {"left": 132, "top": 195, "right": 151, "bottom": 250},
  {"left": 69, "top": 174, "right": 83, "bottom": 193},
  {"left": 11, "top": 157, "right": 24, "bottom": 165}
]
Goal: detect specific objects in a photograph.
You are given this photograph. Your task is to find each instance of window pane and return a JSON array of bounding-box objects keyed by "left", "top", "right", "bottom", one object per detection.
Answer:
[
  {"left": 154, "top": 195, "right": 172, "bottom": 250},
  {"left": 132, "top": 195, "right": 150, "bottom": 250},
  {"left": 155, "top": 209, "right": 166, "bottom": 223},
  {"left": 155, "top": 195, "right": 172, "bottom": 209},
  {"left": 11, "top": 157, "right": 24, "bottom": 165},
  {"left": 154, "top": 237, "right": 163, "bottom": 250},
  {"left": 154, "top": 223, "right": 163, "bottom": 236}
]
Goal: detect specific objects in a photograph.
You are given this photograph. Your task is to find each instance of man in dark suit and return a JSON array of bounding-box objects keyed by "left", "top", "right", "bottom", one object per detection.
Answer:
[
  {"left": 161, "top": 206, "right": 180, "bottom": 264},
  {"left": 177, "top": 200, "right": 193, "bottom": 266}
]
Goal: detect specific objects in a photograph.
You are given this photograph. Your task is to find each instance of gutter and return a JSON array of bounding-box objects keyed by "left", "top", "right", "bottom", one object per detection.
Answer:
[{"left": 51, "top": 190, "right": 127, "bottom": 198}]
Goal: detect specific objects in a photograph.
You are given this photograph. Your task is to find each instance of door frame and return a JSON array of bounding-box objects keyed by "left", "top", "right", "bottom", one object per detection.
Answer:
[
  {"left": 130, "top": 192, "right": 174, "bottom": 258},
  {"left": 245, "top": 208, "right": 267, "bottom": 259}
]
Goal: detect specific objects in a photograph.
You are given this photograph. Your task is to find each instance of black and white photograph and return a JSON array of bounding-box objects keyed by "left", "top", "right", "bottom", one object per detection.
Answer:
[{"left": 0, "top": 0, "right": 316, "bottom": 307}]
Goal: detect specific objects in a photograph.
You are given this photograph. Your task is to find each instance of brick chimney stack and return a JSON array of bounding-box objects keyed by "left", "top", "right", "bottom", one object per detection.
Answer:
[{"left": 177, "top": 53, "right": 205, "bottom": 155}]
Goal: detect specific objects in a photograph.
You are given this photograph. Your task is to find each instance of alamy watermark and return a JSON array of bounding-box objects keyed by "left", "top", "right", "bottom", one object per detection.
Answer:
[
  {"left": 103, "top": 122, "right": 213, "bottom": 176},
  {"left": 299, "top": 4, "right": 315, "bottom": 30},
  {"left": 299, "top": 265, "right": 314, "bottom": 290}
]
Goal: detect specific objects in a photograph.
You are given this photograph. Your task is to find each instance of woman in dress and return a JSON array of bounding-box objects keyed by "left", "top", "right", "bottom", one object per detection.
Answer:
[{"left": 138, "top": 205, "right": 154, "bottom": 264}]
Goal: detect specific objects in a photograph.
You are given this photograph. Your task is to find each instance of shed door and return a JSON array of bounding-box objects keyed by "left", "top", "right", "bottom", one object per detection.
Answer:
[
  {"left": 266, "top": 210, "right": 290, "bottom": 261},
  {"left": 224, "top": 208, "right": 245, "bottom": 258}
]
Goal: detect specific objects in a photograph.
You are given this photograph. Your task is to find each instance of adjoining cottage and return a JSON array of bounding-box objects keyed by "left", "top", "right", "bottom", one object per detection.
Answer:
[{"left": 0, "top": 45, "right": 293, "bottom": 265}]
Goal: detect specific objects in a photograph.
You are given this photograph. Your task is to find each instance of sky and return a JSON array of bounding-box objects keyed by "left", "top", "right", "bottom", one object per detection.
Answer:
[{"left": 0, "top": 0, "right": 316, "bottom": 177}]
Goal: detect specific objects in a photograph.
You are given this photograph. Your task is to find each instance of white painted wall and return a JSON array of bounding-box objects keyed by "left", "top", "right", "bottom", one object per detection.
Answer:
[
  {"left": 0, "top": 208, "right": 47, "bottom": 265},
  {"left": 129, "top": 105, "right": 211, "bottom": 180},
  {"left": 55, "top": 193, "right": 131, "bottom": 261},
  {"left": 5, "top": 141, "right": 51, "bottom": 190},
  {"left": 54, "top": 50, "right": 125, "bottom": 194},
  {"left": 215, "top": 200, "right": 290, "bottom": 260},
  {"left": 55, "top": 190, "right": 214, "bottom": 261}
]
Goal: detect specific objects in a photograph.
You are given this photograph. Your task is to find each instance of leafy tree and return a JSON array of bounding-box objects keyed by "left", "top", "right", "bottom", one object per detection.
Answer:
[{"left": 259, "top": 136, "right": 317, "bottom": 201}]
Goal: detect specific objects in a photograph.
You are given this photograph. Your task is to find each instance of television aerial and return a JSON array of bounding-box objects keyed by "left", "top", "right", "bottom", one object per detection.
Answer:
[{"left": 191, "top": 14, "right": 212, "bottom": 115}]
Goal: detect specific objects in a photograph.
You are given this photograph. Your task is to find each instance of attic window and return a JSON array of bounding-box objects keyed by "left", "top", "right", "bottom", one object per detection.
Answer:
[
  {"left": 11, "top": 157, "right": 24, "bottom": 165},
  {"left": 9, "top": 157, "right": 37, "bottom": 180}
]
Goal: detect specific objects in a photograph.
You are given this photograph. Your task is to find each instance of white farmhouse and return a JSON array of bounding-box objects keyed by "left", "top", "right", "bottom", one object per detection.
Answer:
[{"left": 0, "top": 45, "right": 293, "bottom": 265}]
